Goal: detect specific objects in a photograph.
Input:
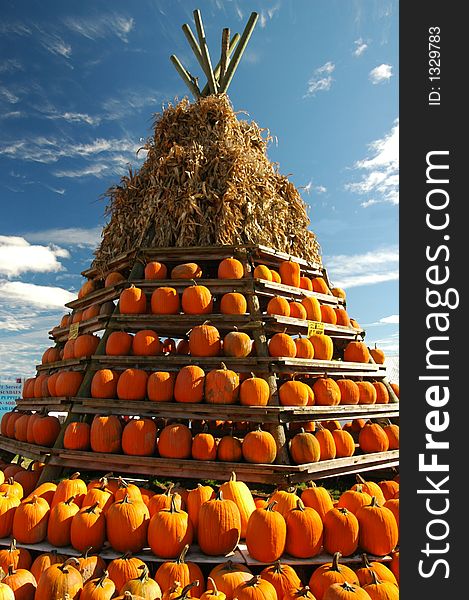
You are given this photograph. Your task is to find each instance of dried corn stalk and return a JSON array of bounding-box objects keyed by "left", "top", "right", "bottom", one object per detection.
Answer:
[{"left": 93, "top": 94, "right": 321, "bottom": 271}]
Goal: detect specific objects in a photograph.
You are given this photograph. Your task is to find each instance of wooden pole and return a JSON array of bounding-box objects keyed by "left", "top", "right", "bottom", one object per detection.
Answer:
[
  {"left": 193, "top": 9, "right": 218, "bottom": 95},
  {"left": 170, "top": 55, "right": 201, "bottom": 99},
  {"left": 181, "top": 23, "right": 204, "bottom": 69},
  {"left": 219, "top": 28, "right": 230, "bottom": 82},
  {"left": 218, "top": 12, "right": 258, "bottom": 93},
  {"left": 201, "top": 33, "right": 240, "bottom": 96}
]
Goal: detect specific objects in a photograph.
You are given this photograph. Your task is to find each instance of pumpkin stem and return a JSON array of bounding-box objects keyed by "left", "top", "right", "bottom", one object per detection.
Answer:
[
  {"left": 339, "top": 582, "right": 357, "bottom": 592},
  {"left": 355, "top": 484, "right": 364, "bottom": 494},
  {"left": 265, "top": 501, "right": 278, "bottom": 512},
  {"left": 169, "top": 494, "right": 180, "bottom": 513},
  {"left": 230, "top": 472, "right": 237, "bottom": 482},
  {"left": 176, "top": 544, "right": 190, "bottom": 564},
  {"left": 7, "top": 565, "right": 15, "bottom": 576},
  {"left": 295, "top": 499, "right": 305, "bottom": 512},
  {"left": 273, "top": 560, "right": 283, "bottom": 573},
  {"left": 86, "top": 502, "right": 100, "bottom": 513},
  {"left": 307, "top": 481, "right": 317, "bottom": 489},
  {"left": 215, "top": 489, "right": 224, "bottom": 501},
  {"left": 65, "top": 496, "right": 77, "bottom": 505},
  {"left": 246, "top": 575, "right": 261, "bottom": 587},
  {"left": 60, "top": 557, "right": 80, "bottom": 572},
  {"left": 165, "top": 482, "right": 175, "bottom": 496},
  {"left": 330, "top": 552, "right": 342, "bottom": 572},
  {"left": 138, "top": 564, "right": 150, "bottom": 582},
  {"left": 369, "top": 496, "right": 380, "bottom": 507},
  {"left": 369, "top": 570, "right": 382, "bottom": 585},
  {"left": 9, "top": 539, "right": 17, "bottom": 552},
  {"left": 96, "top": 570, "right": 109, "bottom": 588},
  {"left": 207, "top": 577, "right": 219, "bottom": 596},
  {"left": 6, "top": 477, "right": 14, "bottom": 485},
  {"left": 356, "top": 474, "right": 366, "bottom": 484},
  {"left": 361, "top": 554, "right": 372, "bottom": 568},
  {"left": 296, "top": 587, "right": 311, "bottom": 598},
  {"left": 70, "top": 472, "right": 81, "bottom": 480},
  {"left": 121, "top": 493, "right": 132, "bottom": 504},
  {"left": 176, "top": 581, "right": 200, "bottom": 600}
]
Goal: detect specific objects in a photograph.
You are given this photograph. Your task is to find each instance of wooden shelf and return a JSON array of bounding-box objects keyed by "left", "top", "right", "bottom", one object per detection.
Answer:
[
  {"left": 0, "top": 436, "right": 54, "bottom": 461},
  {"left": 71, "top": 398, "right": 399, "bottom": 423},
  {"left": 15, "top": 397, "right": 71, "bottom": 412},
  {"left": 49, "top": 315, "right": 111, "bottom": 342},
  {"left": 36, "top": 357, "right": 90, "bottom": 373},
  {"left": 65, "top": 282, "right": 126, "bottom": 311},
  {"left": 82, "top": 249, "right": 135, "bottom": 279},
  {"left": 47, "top": 449, "right": 399, "bottom": 485}
]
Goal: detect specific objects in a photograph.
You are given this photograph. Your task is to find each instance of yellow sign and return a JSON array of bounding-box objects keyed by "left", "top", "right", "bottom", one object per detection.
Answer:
[
  {"left": 307, "top": 320, "right": 325, "bottom": 337},
  {"left": 68, "top": 322, "right": 79, "bottom": 340}
]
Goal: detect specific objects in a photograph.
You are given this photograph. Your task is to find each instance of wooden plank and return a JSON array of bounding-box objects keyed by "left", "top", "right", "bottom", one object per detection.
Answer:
[
  {"left": 140, "top": 245, "right": 249, "bottom": 262},
  {"left": 65, "top": 283, "right": 125, "bottom": 311},
  {"left": 253, "top": 244, "right": 323, "bottom": 272},
  {"left": 15, "top": 400, "right": 71, "bottom": 413},
  {"left": 91, "top": 355, "right": 266, "bottom": 372},
  {"left": 0, "top": 436, "right": 54, "bottom": 461},
  {"left": 0, "top": 537, "right": 244, "bottom": 564},
  {"left": 81, "top": 250, "right": 135, "bottom": 279},
  {"left": 109, "top": 314, "right": 262, "bottom": 335},
  {"left": 49, "top": 315, "right": 110, "bottom": 343},
  {"left": 255, "top": 279, "right": 345, "bottom": 305},
  {"left": 237, "top": 544, "right": 391, "bottom": 566},
  {"left": 264, "top": 315, "right": 364, "bottom": 338},
  {"left": 36, "top": 358, "right": 90, "bottom": 373}
]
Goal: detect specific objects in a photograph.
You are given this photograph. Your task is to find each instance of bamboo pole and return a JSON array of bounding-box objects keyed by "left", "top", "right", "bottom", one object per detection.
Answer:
[
  {"left": 181, "top": 23, "right": 204, "bottom": 68},
  {"left": 220, "top": 28, "right": 230, "bottom": 82},
  {"left": 193, "top": 9, "right": 218, "bottom": 95},
  {"left": 170, "top": 55, "right": 201, "bottom": 99},
  {"left": 201, "top": 33, "right": 240, "bottom": 96},
  {"left": 218, "top": 12, "right": 258, "bottom": 93}
]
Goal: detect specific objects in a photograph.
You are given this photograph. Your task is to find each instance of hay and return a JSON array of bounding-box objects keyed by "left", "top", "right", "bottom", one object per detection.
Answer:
[{"left": 93, "top": 94, "right": 321, "bottom": 272}]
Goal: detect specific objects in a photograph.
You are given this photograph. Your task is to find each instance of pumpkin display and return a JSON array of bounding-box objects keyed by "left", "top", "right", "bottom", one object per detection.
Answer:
[
  {"left": 106, "top": 495, "right": 150, "bottom": 554},
  {"left": 155, "top": 545, "right": 205, "bottom": 597},
  {"left": 63, "top": 422, "right": 91, "bottom": 451},
  {"left": 182, "top": 284, "right": 213, "bottom": 315},
  {"left": 81, "top": 570, "right": 116, "bottom": 600},
  {"left": 107, "top": 554, "right": 146, "bottom": 592},
  {"left": 279, "top": 380, "right": 310, "bottom": 406},
  {"left": 323, "top": 507, "right": 359, "bottom": 556},
  {"left": 120, "top": 565, "right": 162, "bottom": 599},
  {"left": 268, "top": 333, "right": 296, "bottom": 358},
  {"left": 356, "top": 554, "right": 398, "bottom": 587},
  {"left": 171, "top": 263, "right": 202, "bottom": 279},
  {"left": 122, "top": 418, "right": 157, "bottom": 456},
  {"left": 232, "top": 576, "right": 277, "bottom": 600},
  {"left": 308, "top": 333, "right": 334, "bottom": 360},
  {"left": 205, "top": 366, "right": 240, "bottom": 404},
  {"left": 242, "top": 429, "right": 277, "bottom": 464},
  {"left": 12, "top": 494, "right": 49, "bottom": 543},
  {"left": 158, "top": 423, "right": 192, "bottom": 459},
  {"left": 117, "top": 368, "right": 148, "bottom": 401},
  {"left": 218, "top": 258, "right": 244, "bottom": 279},
  {"left": 90, "top": 415, "right": 123, "bottom": 454},
  {"left": 285, "top": 499, "right": 323, "bottom": 558},
  {"left": 300, "top": 482, "right": 334, "bottom": 521},
  {"left": 358, "top": 423, "right": 390, "bottom": 453},
  {"left": 356, "top": 497, "right": 399, "bottom": 556},
  {"left": 47, "top": 497, "right": 80, "bottom": 547},
  {"left": 289, "top": 302, "right": 308, "bottom": 320},
  {"left": 239, "top": 376, "right": 270, "bottom": 406},
  {"left": 279, "top": 260, "right": 301, "bottom": 288},
  {"left": 266, "top": 297, "right": 290, "bottom": 317},
  {"left": 174, "top": 366, "right": 205, "bottom": 403},
  {"left": 220, "top": 293, "right": 247, "bottom": 315},
  {"left": 223, "top": 332, "right": 252, "bottom": 358},
  {"left": 219, "top": 473, "right": 256, "bottom": 538},
  {"left": 217, "top": 435, "right": 243, "bottom": 462},
  {"left": 308, "top": 553, "right": 360, "bottom": 600},
  {"left": 323, "top": 582, "right": 371, "bottom": 600},
  {"left": 34, "top": 557, "right": 83, "bottom": 600},
  {"left": 132, "top": 329, "right": 161, "bottom": 356},
  {"left": 148, "top": 495, "right": 193, "bottom": 558},
  {"left": 253, "top": 265, "right": 272, "bottom": 281},
  {"left": 189, "top": 324, "right": 221, "bottom": 357},
  {"left": 290, "top": 431, "right": 320, "bottom": 465},
  {"left": 302, "top": 297, "right": 322, "bottom": 322},
  {"left": 208, "top": 561, "right": 252, "bottom": 600},
  {"left": 0, "top": 493, "right": 20, "bottom": 538},
  {"left": 0, "top": 539, "right": 32, "bottom": 573},
  {"left": 119, "top": 286, "right": 147, "bottom": 314},
  {"left": 197, "top": 491, "right": 241, "bottom": 556}
]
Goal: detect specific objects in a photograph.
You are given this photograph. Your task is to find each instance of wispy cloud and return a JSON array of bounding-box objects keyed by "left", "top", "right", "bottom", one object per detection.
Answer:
[
  {"left": 353, "top": 38, "right": 368, "bottom": 57},
  {"left": 0, "top": 236, "right": 69, "bottom": 277},
  {"left": 0, "top": 87, "right": 20, "bottom": 104},
  {"left": 325, "top": 246, "right": 399, "bottom": 289},
  {"left": 369, "top": 63, "right": 393, "bottom": 84},
  {"left": 0, "top": 111, "right": 23, "bottom": 120},
  {"left": 36, "top": 28, "right": 72, "bottom": 58},
  {"left": 304, "top": 62, "right": 335, "bottom": 98},
  {"left": 0, "top": 59, "right": 23, "bottom": 73},
  {"left": 64, "top": 14, "right": 135, "bottom": 43},
  {"left": 101, "top": 88, "right": 163, "bottom": 121},
  {"left": 0, "top": 281, "right": 75, "bottom": 309},
  {"left": 24, "top": 227, "right": 101, "bottom": 248},
  {"left": 47, "top": 111, "right": 102, "bottom": 126},
  {"left": 303, "top": 181, "right": 327, "bottom": 195},
  {"left": 346, "top": 119, "right": 399, "bottom": 206},
  {"left": 0, "top": 23, "right": 32, "bottom": 36},
  {"left": 259, "top": 3, "right": 280, "bottom": 27},
  {"left": 366, "top": 314, "right": 400, "bottom": 326}
]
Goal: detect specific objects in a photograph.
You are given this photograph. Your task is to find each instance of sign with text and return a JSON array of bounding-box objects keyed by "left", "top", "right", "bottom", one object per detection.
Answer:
[
  {"left": 68, "top": 322, "right": 80, "bottom": 340},
  {"left": 307, "top": 320, "right": 325, "bottom": 337},
  {"left": 0, "top": 380, "right": 23, "bottom": 422}
]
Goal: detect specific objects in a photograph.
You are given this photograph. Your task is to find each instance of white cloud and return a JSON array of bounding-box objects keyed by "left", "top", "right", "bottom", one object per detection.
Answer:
[
  {"left": 48, "top": 111, "right": 101, "bottom": 126},
  {"left": 0, "top": 23, "right": 32, "bottom": 36},
  {"left": 259, "top": 4, "right": 280, "bottom": 28},
  {"left": 0, "top": 87, "right": 20, "bottom": 104},
  {"left": 101, "top": 89, "right": 163, "bottom": 121},
  {"left": 304, "top": 62, "right": 335, "bottom": 98},
  {"left": 0, "top": 281, "right": 75, "bottom": 309},
  {"left": 38, "top": 29, "right": 72, "bottom": 58},
  {"left": 64, "top": 14, "right": 135, "bottom": 43},
  {"left": 353, "top": 38, "right": 368, "bottom": 57},
  {"left": 0, "top": 111, "right": 23, "bottom": 120},
  {"left": 0, "top": 236, "right": 70, "bottom": 277},
  {"left": 346, "top": 119, "right": 399, "bottom": 206},
  {"left": 379, "top": 314, "right": 399, "bottom": 324},
  {"left": 369, "top": 63, "right": 393, "bottom": 84},
  {"left": 24, "top": 227, "right": 101, "bottom": 248},
  {"left": 303, "top": 181, "right": 327, "bottom": 195},
  {"left": 0, "top": 59, "right": 23, "bottom": 73},
  {"left": 316, "top": 185, "right": 327, "bottom": 194},
  {"left": 325, "top": 246, "right": 398, "bottom": 289}
]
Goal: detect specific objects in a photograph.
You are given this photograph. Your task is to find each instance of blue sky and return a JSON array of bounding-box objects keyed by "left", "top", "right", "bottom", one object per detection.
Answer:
[{"left": 0, "top": 0, "right": 398, "bottom": 378}]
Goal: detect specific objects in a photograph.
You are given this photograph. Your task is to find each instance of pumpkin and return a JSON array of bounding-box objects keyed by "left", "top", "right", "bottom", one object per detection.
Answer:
[
  {"left": 332, "top": 429, "right": 355, "bottom": 458},
  {"left": 0, "top": 584, "right": 15, "bottom": 600},
  {"left": 389, "top": 551, "right": 399, "bottom": 584},
  {"left": 163, "top": 337, "right": 177, "bottom": 354},
  {"left": 266, "top": 297, "right": 290, "bottom": 317},
  {"left": 32, "top": 415, "right": 61, "bottom": 447},
  {"left": 359, "top": 424, "right": 389, "bottom": 453},
  {"left": 54, "top": 372, "right": 84, "bottom": 398},
  {"left": 302, "top": 297, "right": 322, "bottom": 321},
  {"left": 122, "top": 418, "right": 157, "bottom": 456},
  {"left": 383, "top": 498, "right": 399, "bottom": 532},
  {"left": 192, "top": 431, "right": 218, "bottom": 461},
  {"left": 308, "top": 553, "right": 359, "bottom": 600},
  {"left": 63, "top": 339, "right": 76, "bottom": 360},
  {"left": 356, "top": 382, "right": 377, "bottom": 405},
  {"left": 290, "top": 431, "right": 320, "bottom": 464},
  {"left": 205, "top": 366, "right": 240, "bottom": 405},
  {"left": 30, "top": 552, "right": 68, "bottom": 584},
  {"left": 144, "top": 261, "right": 167, "bottom": 279},
  {"left": 71, "top": 309, "right": 83, "bottom": 324},
  {"left": 334, "top": 308, "right": 351, "bottom": 327},
  {"left": 52, "top": 472, "right": 87, "bottom": 508},
  {"left": 218, "top": 258, "right": 244, "bottom": 279},
  {"left": 74, "top": 334, "right": 100, "bottom": 359},
  {"left": 268, "top": 333, "right": 296, "bottom": 357},
  {"left": 217, "top": 436, "right": 243, "bottom": 462},
  {"left": 323, "top": 582, "right": 371, "bottom": 600},
  {"left": 182, "top": 284, "right": 213, "bottom": 315},
  {"left": 219, "top": 473, "right": 256, "bottom": 539},
  {"left": 0, "top": 478, "right": 23, "bottom": 499},
  {"left": 132, "top": 329, "right": 161, "bottom": 356},
  {"left": 119, "top": 286, "right": 147, "bottom": 314},
  {"left": 14, "top": 414, "right": 30, "bottom": 442},
  {"left": 2, "top": 462, "right": 24, "bottom": 479},
  {"left": 155, "top": 545, "right": 205, "bottom": 597},
  {"left": 315, "top": 427, "right": 337, "bottom": 460},
  {"left": 201, "top": 578, "right": 226, "bottom": 600},
  {"left": 81, "top": 570, "right": 116, "bottom": 600},
  {"left": 279, "top": 380, "right": 310, "bottom": 407},
  {"left": 63, "top": 422, "right": 91, "bottom": 451},
  {"left": 285, "top": 499, "right": 323, "bottom": 558},
  {"left": 336, "top": 486, "right": 372, "bottom": 515},
  {"left": 378, "top": 481, "right": 399, "bottom": 501},
  {"left": 2, "top": 565, "right": 37, "bottom": 599},
  {"left": 114, "top": 479, "right": 143, "bottom": 504},
  {"left": 78, "top": 280, "right": 96, "bottom": 298},
  {"left": 308, "top": 334, "right": 333, "bottom": 360},
  {"left": 320, "top": 305, "right": 337, "bottom": 325},
  {"left": 35, "top": 557, "right": 83, "bottom": 600},
  {"left": 233, "top": 576, "right": 277, "bottom": 600},
  {"left": 117, "top": 368, "right": 148, "bottom": 401},
  {"left": 90, "top": 415, "right": 123, "bottom": 454},
  {"left": 100, "top": 301, "right": 115, "bottom": 316},
  {"left": 104, "top": 271, "right": 125, "bottom": 287},
  {"left": 270, "top": 270, "right": 281, "bottom": 283},
  {"left": 356, "top": 554, "right": 397, "bottom": 587},
  {"left": 107, "top": 554, "right": 146, "bottom": 594},
  {"left": 253, "top": 265, "right": 272, "bottom": 281},
  {"left": 208, "top": 562, "right": 252, "bottom": 600},
  {"left": 300, "top": 277, "right": 313, "bottom": 290},
  {"left": 223, "top": 332, "right": 252, "bottom": 358},
  {"left": 26, "top": 413, "right": 41, "bottom": 443},
  {"left": 198, "top": 490, "right": 241, "bottom": 556},
  {"left": 239, "top": 376, "right": 270, "bottom": 406},
  {"left": 171, "top": 263, "right": 202, "bottom": 279},
  {"left": 14, "top": 464, "right": 40, "bottom": 496},
  {"left": 177, "top": 338, "right": 191, "bottom": 355},
  {"left": 312, "top": 277, "right": 330, "bottom": 295},
  {"left": 120, "top": 565, "right": 162, "bottom": 599},
  {"left": 352, "top": 476, "right": 386, "bottom": 505},
  {"left": 372, "top": 382, "right": 389, "bottom": 404},
  {"left": 383, "top": 425, "right": 399, "bottom": 450},
  {"left": 70, "top": 502, "right": 106, "bottom": 553},
  {"left": 82, "top": 305, "right": 101, "bottom": 321},
  {"left": 279, "top": 261, "right": 301, "bottom": 288},
  {"left": 147, "top": 371, "right": 175, "bottom": 403},
  {"left": 356, "top": 497, "right": 399, "bottom": 556},
  {"left": 187, "top": 485, "right": 214, "bottom": 540},
  {"left": 323, "top": 507, "right": 359, "bottom": 556},
  {"left": 261, "top": 563, "right": 302, "bottom": 600},
  {"left": 12, "top": 495, "right": 49, "bottom": 543},
  {"left": 294, "top": 336, "right": 314, "bottom": 359},
  {"left": 146, "top": 484, "right": 181, "bottom": 517},
  {"left": 23, "top": 482, "right": 56, "bottom": 506},
  {"left": 344, "top": 341, "right": 370, "bottom": 364},
  {"left": 220, "top": 293, "right": 247, "bottom": 315},
  {"left": 289, "top": 302, "right": 307, "bottom": 320},
  {"left": 389, "top": 383, "right": 399, "bottom": 398},
  {"left": 300, "top": 482, "right": 334, "bottom": 520},
  {"left": 370, "top": 345, "right": 386, "bottom": 365},
  {"left": 173, "top": 365, "right": 205, "bottom": 403},
  {"left": 47, "top": 496, "right": 80, "bottom": 547},
  {"left": 158, "top": 423, "right": 192, "bottom": 459},
  {"left": 82, "top": 482, "right": 114, "bottom": 515},
  {"left": 312, "top": 378, "right": 341, "bottom": 406},
  {"left": 148, "top": 495, "right": 193, "bottom": 558},
  {"left": 242, "top": 429, "right": 277, "bottom": 464},
  {"left": 362, "top": 571, "right": 398, "bottom": 600},
  {"left": 0, "top": 539, "right": 32, "bottom": 573},
  {"left": 189, "top": 324, "right": 221, "bottom": 357},
  {"left": 105, "top": 331, "right": 133, "bottom": 356},
  {"left": 0, "top": 493, "right": 20, "bottom": 538},
  {"left": 106, "top": 495, "right": 150, "bottom": 553},
  {"left": 337, "top": 380, "right": 360, "bottom": 405}
]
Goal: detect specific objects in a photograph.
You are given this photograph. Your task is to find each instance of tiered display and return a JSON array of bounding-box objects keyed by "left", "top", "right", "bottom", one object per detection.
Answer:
[{"left": 0, "top": 9, "right": 399, "bottom": 599}]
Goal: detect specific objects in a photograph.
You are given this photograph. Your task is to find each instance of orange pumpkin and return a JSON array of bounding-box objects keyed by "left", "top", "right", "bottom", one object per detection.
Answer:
[
  {"left": 174, "top": 366, "right": 205, "bottom": 403},
  {"left": 182, "top": 285, "right": 213, "bottom": 315},
  {"left": 145, "top": 261, "right": 168, "bottom": 280},
  {"left": 189, "top": 324, "right": 221, "bottom": 357},
  {"left": 218, "top": 258, "right": 244, "bottom": 279},
  {"left": 151, "top": 287, "right": 180, "bottom": 314},
  {"left": 119, "top": 285, "right": 147, "bottom": 314},
  {"left": 148, "top": 371, "right": 175, "bottom": 402},
  {"left": 117, "top": 369, "right": 148, "bottom": 401},
  {"left": 220, "top": 293, "right": 247, "bottom": 315}
]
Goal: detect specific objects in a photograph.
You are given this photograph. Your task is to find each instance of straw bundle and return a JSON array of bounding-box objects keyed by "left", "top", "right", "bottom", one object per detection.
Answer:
[{"left": 93, "top": 94, "right": 321, "bottom": 271}]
